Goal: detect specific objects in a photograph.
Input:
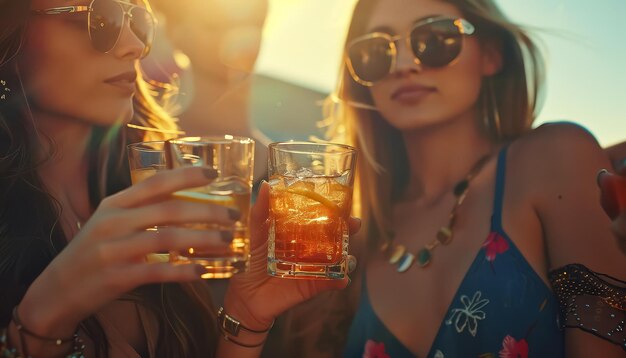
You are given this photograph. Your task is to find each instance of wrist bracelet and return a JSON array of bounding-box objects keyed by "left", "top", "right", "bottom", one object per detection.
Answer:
[
  {"left": 219, "top": 332, "right": 267, "bottom": 348},
  {"left": 9, "top": 306, "right": 85, "bottom": 358},
  {"left": 216, "top": 307, "right": 274, "bottom": 337},
  {"left": 12, "top": 307, "right": 74, "bottom": 346},
  {"left": 0, "top": 327, "right": 19, "bottom": 357}
]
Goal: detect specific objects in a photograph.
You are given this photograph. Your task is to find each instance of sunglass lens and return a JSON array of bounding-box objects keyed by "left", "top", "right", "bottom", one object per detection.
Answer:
[
  {"left": 130, "top": 7, "right": 156, "bottom": 56},
  {"left": 348, "top": 37, "right": 393, "bottom": 84},
  {"left": 410, "top": 19, "right": 463, "bottom": 67},
  {"left": 89, "top": 0, "right": 124, "bottom": 53}
]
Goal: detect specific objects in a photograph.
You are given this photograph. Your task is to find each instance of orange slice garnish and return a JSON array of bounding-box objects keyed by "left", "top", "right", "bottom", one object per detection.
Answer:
[{"left": 282, "top": 188, "right": 342, "bottom": 214}]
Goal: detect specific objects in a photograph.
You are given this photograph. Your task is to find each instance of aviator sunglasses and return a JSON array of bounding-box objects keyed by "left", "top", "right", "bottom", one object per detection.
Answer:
[
  {"left": 346, "top": 16, "right": 475, "bottom": 86},
  {"left": 33, "top": 0, "right": 156, "bottom": 58}
]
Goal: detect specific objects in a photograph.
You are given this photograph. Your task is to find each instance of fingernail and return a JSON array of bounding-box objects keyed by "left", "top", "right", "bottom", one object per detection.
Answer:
[
  {"left": 220, "top": 231, "right": 234, "bottom": 243},
  {"left": 597, "top": 169, "right": 609, "bottom": 187},
  {"left": 353, "top": 217, "right": 362, "bottom": 230},
  {"left": 228, "top": 209, "right": 241, "bottom": 221},
  {"left": 203, "top": 168, "right": 218, "bottom": 179},
  {"left": 347, "top": 256, "right": 357, "bottom": 273}
]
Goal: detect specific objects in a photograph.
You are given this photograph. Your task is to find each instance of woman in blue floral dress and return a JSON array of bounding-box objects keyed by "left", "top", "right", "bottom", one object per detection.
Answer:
[{"left": 313, "top": 0, "right": 626, "bottom": 356}]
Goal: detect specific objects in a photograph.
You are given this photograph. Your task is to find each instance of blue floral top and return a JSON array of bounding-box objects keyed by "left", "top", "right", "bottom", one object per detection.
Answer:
[{"left": 344, "top": 148, "right": 564, "bottom": 357}]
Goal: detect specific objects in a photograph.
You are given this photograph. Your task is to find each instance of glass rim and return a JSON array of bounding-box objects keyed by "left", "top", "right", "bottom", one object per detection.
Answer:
[
  {"left": 269, "top": 141, "right": 357, "bottom": 155},
  {"left": 127, "top": 140, "right": 165, "bottom": 152},
  {"left": 168, "top": 135, "right": 255, "bottom": 146}
]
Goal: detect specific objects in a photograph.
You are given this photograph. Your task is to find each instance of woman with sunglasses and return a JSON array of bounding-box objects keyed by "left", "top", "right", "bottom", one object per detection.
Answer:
[
  {"left": 0, "top": 0, "right": 355, "bottom": 357},
  {"left": 276, "top": 0, "right": 626, "bottom": 356}
]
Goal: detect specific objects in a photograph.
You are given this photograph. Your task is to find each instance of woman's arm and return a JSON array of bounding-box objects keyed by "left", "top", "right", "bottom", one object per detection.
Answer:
[
  {"left": 4, "top": 167, "right": 236, "bottom": 357},
  {"left": 519, "top": 122, "right": 626, "bottom": 356},
  {"left": 216, "top": 183, "right": 360, "bottom": 358}
]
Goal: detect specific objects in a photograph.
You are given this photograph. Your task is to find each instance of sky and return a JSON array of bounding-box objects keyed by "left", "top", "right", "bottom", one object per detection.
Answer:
[{"left": 256, "top": 0, "right": 626, "bottom": 146}]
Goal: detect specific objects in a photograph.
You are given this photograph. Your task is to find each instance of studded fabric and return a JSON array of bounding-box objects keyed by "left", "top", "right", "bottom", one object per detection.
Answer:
[{"left": 549, "top": 263, "right": 626, "bottom": 350}]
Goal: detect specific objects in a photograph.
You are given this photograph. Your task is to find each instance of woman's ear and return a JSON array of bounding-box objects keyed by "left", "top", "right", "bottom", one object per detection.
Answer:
[{"left": 481, "top": 40, "right": 503, "bottom": 76}]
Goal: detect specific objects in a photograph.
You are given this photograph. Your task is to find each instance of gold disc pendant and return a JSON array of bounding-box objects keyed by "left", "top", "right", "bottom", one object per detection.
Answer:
[{"left": 389, "top": 245, "right": 406, "bottom": 264}]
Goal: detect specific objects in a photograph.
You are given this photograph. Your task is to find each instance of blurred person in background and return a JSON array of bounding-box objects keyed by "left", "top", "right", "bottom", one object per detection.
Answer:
[{"left": 147, "top": 0, "right": 270, "bottom": 182}]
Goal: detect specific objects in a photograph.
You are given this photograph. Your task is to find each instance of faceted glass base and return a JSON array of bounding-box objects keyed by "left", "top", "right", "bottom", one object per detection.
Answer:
[{"left": 267, "top": 259, "right": 346, "bottom": 280}]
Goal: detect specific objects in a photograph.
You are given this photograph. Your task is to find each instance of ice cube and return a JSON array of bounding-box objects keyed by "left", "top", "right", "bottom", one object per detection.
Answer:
[
  {"left": 295, "top": 168, "right": 315, "bottom": 179},
  {"left": 268, "top": 177, "right": 282, "bottom": 187},
  {"left": 336, "top": 170, "right": 352, "bottom": 186},
  {"left": 312, "top": 177, "right": 331, "bottom": 195},
  {"left": 283, "top": 176, "right": 301, "bottom": 188}
]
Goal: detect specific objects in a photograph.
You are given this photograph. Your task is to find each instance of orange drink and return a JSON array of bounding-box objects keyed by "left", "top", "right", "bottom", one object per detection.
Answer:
[
  {"left": 270, "top": 176, "right": 350, "bottom": 264},
  {"left": 267, "top": 142, "right": 357, "bottom": 280}
]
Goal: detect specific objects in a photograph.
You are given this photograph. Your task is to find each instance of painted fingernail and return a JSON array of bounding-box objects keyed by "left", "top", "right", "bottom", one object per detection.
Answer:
[
  {"left": 228, "top": 209, "right": 241, "bottom": 221},
  {"left": 597, "top": 169, "right": 609, "bottom": 187},
  {"left": 203, "top": 168, "right": 218, "bottom": 179},
  {"left": 220, "top": 231, "right": 234, "bottom": 243}
]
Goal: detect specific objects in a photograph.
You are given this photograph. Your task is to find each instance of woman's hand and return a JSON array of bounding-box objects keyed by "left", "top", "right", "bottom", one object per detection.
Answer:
[
  {"left": 597, "top": 169, "right": 626, "bottom": 254},
  {"left": 17, "top": 167, "right": 237, "bottom": 340},
  {"left": 223, "top": 182, "right": 360, "bottom": 330}
]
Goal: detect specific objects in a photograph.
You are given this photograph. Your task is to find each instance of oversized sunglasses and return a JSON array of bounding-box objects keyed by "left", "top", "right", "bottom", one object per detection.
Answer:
[
  {"left": 33, "top": 0, "right": 156, "bottom": 58},
  {"left": 346, "top": 16, "right": 475, "bottom": 86}
]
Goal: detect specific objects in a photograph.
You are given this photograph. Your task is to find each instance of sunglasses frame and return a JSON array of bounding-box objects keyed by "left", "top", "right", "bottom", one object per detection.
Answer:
[
  {"left": 32, "top": 0, "right": 157, "bottom": 58},
  {"left": 345, "top": 16, "right": 475, "bottom": 87}
]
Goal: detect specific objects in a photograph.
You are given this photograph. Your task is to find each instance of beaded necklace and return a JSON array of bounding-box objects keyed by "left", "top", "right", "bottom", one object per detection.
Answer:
[{"left": 382, "top": 154, "right": 492, "bottom": 273}]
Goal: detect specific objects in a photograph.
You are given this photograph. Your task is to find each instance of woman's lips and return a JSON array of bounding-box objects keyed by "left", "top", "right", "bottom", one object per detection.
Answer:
[
  {"left": 104, "top": 71, "right": 137, "bottom": 93},
  {"left": 391, "top": 84, "right": 436, "bottom": 104}
]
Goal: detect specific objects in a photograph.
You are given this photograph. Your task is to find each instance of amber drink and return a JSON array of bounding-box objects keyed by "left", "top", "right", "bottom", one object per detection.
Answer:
[
  {"left": 166, "top": 136, "right": 254, "bottom": 279},
  {"left": 268, "top": 142, "right": 356, "bottom": 279}
]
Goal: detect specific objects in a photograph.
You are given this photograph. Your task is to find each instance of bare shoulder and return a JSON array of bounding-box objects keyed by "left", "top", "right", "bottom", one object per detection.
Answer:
[
  {"left": 508, "top": 122, "right": 624, "bottom": 273},
  {"left": 508, "top": 121, "right": 608, "bottom": 196},
  {"left": 514, "top": 121, "right": 603, "bottom": 164}
]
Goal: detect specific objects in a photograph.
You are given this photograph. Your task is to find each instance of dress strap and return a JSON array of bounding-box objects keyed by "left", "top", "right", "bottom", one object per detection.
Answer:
[{"left": 490, "top": 146, "right": 509, "bottom": 232}]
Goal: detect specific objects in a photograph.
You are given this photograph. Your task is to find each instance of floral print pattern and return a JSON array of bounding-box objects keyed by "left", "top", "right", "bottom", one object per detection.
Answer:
[
  {"left": 363, "top": 340, "right": 390, "bottom": 358},
  {"left": 482, "top": 232, "right": 509, "bottom": 262},
  {"left": 445, "top": 291, "right": 490, "bottom": 337},
  {"left": 498, "top": 335, "right": 529, "bottom": 358}
]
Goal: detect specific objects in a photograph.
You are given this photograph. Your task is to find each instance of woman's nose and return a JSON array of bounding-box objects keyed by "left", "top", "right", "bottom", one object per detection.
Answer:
[
  {"left": 111, "top": 16, "right": 146, "bottom": 60},
  {"left": 393, "top": 39, "right": 422, "bottom": 76}
]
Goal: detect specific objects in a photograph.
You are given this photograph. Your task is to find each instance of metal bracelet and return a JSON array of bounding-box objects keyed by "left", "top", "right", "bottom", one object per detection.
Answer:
[{"left": 216, "top": 307, "right": 274, "bottom": 337}]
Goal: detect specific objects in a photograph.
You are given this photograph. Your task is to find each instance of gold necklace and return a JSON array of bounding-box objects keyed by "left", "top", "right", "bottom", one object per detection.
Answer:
[{"left": 382, "top": 154, "right": 492, "bottom": 273}]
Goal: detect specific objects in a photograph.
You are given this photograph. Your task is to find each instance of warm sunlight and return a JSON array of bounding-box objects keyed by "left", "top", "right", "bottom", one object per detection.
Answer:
[{"left": 256, "top": 0, "right": 626, "bottom": 146}]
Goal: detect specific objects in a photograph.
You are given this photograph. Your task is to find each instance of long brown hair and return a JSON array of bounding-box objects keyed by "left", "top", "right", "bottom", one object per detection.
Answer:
[
  {"left": 0, "top": 1, "right": 218, "bottom": 356},
  {"left": 326, "top": 0, "right": 545, "bottom": 256},
  {"left": 272, "top": 0, "right": 546, "bottom": 356}
]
